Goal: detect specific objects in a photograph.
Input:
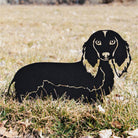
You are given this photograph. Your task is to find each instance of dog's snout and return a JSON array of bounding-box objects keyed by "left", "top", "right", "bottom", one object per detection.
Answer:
[{"left": 102, "top": 52, "right": 110, "bottom": 58}]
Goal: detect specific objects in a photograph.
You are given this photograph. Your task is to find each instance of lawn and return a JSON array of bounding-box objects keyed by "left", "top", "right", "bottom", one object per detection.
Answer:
[{"left": 0, "top": 4, "right": 137, "bottom": 137}]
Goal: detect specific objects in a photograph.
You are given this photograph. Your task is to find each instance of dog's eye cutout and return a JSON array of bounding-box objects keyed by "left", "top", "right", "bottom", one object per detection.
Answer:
[
  {"left": 95, "top": 40, "right": 102, "bottom": 46},
  {"left": 109, "top": 39, "right": 116, "bottom": 45}
]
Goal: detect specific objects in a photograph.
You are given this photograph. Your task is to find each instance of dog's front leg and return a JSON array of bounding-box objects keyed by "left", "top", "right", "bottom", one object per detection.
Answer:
[{"left": 91, "top": 67, "right": 105, "bottom": 91}]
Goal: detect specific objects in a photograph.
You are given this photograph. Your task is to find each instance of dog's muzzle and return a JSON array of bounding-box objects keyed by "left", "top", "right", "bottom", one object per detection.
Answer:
[{"left": 101, "top": 52, "right": 110, "bottom": 61}]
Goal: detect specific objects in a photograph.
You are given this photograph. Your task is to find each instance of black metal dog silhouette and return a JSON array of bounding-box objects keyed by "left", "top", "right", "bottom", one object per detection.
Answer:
[{"left": 8, "top": 30, "right": 131, "bottom": 102}]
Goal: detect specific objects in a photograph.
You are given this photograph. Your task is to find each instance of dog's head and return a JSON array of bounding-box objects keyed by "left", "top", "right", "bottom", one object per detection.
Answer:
[{"left": 82, "top": 30, "right": 131, "bottom": 77}]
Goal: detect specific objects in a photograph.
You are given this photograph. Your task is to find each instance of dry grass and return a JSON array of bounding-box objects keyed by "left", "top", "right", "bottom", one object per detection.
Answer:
[{"left": 0, "top": 4, "right": 138, "bottom": 137}]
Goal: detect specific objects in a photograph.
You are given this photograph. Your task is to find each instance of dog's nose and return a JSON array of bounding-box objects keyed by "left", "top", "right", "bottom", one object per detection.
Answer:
[{"left": 102, "top": 52, "right": 110, "bottom": 58}]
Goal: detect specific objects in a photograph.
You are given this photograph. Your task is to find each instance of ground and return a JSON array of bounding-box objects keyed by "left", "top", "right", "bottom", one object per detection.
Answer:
[{"left": 0, "top": 4, "right": 137, "bottom": 137}]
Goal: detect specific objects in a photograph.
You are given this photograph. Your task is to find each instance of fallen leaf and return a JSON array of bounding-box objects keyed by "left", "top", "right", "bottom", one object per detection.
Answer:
[
  {"left": 111, "top": 121, "right": 122, "bottom": 129},
  {"left": 0, "top": 126, "right": 6, "bottom": 135},
  {"left": 80, "top": 136, "right": 94, "bottom": 138},
  {"left": 125, "top": 129, "right": 138, "bottom": 137},
  {"left": 0, "top": 122, "right": 3, "bottom": 127},
  {"left": 97, "top": 105, "right": 105, "bottom": 114},
  {"left": 99, "top": 129, "right": 112, "bottom": 138},
  {"left": 0, "top": 126, "right": 18, "bottom": 138},
  {"left": 18, "top": 119, "right": 31, "bottom": 128}
]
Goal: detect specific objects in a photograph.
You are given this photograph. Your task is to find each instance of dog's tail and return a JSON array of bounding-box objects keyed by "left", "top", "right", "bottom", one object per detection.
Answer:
[{"left": 7, "top": 78, "right": 15, "bottom": 97}]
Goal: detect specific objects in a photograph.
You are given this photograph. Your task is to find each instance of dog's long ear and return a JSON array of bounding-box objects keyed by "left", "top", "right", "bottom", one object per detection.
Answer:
[
  {"left": 112, "top": 35, "right": 131, "bottom": 77},
  {"left": 82, "top": 35, "right": 100, "bottom": 77}
]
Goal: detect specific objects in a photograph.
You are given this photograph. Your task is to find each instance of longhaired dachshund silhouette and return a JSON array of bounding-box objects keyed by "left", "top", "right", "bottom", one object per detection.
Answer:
[{"left": 8, "top": 30, "right": 131, "bottom": 102}]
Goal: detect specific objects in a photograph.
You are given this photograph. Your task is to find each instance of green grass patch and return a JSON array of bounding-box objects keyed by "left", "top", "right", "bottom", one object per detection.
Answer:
[{"left": 0, "top": 94, "right": 137, "bottom": 137}]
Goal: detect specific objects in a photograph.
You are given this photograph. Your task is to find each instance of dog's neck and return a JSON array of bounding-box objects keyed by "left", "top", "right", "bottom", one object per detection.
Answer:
[
  {"left": 82, "top": 56, "right": 114, "bottom": 77},
  {"left": 100, "top": 60, "right": 114, "bottom": 78}
]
